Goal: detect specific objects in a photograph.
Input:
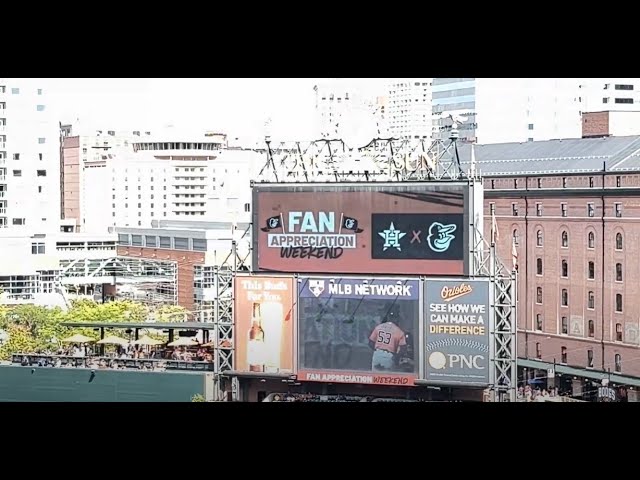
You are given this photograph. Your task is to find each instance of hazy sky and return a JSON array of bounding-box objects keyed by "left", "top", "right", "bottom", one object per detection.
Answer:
[{"left": 43, "top": 78, "right": 383, "bottom": 140}]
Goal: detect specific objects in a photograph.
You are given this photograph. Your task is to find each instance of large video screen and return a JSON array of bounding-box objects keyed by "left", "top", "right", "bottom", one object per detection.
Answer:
[
  {"left": 297, "top": 277, "right": 420, "bottom": 386},
  {"left": 253, "top": 183, "right": 467, "bottom": 275}
]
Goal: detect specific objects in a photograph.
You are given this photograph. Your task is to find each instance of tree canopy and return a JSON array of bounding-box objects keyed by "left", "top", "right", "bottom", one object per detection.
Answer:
[{"left": 0, "top": 301, "right": 189, "bottom": 360}]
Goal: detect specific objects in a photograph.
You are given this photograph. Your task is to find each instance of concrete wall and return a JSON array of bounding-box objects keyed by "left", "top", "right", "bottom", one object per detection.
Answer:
[{"left": 0, "top": 365, "right": 206, "bottom": 402}]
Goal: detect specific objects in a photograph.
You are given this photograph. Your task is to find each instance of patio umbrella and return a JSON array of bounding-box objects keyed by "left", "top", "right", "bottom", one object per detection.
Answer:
[
  {"left": 62, "top": 333, "right": 95, "bottom": 343},
  {"left": 96, "top": 335, "right": 129, "bottom": 346},
  {"left": 133, "top": 335, "right": 165, "bottom": 346},
  {"left": 168, "top": 337, "right": 199, "bottom": 347}
]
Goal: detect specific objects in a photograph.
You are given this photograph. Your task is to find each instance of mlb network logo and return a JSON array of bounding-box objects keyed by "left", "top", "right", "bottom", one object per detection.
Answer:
[{"left": 308, "top": 279, "right": 325, "bottom": 297}]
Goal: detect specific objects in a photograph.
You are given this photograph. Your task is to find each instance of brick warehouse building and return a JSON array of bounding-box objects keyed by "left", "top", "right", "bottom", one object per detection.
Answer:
[{"left": 456, "top": 135, "right": 640, "bottom": 384}]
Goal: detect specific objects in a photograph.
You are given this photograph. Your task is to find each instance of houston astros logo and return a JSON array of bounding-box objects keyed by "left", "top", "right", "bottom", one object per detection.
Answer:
[{"left": 427, "top": 222, "right": 457, "bottom": 253}]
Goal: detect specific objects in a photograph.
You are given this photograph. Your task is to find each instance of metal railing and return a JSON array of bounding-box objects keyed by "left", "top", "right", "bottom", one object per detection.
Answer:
[{"left": 11, "top": 353, "right": 216, "bottom": 372}]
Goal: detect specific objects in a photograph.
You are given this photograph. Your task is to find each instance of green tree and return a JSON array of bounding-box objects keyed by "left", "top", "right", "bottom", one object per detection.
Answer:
[
  {"left": 0, "top": 305, "right": 69, "bottom": 354},
  {"left": 153, "top": 305, "right": 188, "bottom": 322},
  {"left": 0, "top": 324, "right": 39, "bottom": 360},
  {"left": 0, "top": 299, "right": 189, "bottom": 359}
]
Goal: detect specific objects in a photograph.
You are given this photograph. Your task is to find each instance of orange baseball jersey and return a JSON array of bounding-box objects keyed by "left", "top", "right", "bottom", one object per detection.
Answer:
[{"left": 369, "top": 322, "right": 406, "bottom": 354}]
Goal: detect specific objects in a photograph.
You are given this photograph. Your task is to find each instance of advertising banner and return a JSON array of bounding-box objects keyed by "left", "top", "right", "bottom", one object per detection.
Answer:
[
  {"left": 234, "top": 275, "right": 295, "bottom": 374},
  {"left": 297, "top": 277, "right": 420, "bottom": 386},
  {"left": 424, "top": 279, "right": 491, "bottom": 386},
  {"left": 253, "top": 184, "right": 467, "bottom": 275}
]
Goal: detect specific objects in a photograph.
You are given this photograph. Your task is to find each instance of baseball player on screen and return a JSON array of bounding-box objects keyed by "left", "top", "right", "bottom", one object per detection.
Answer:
[{"left": 368, "top": 306, "right": 407, "bottom": 372}]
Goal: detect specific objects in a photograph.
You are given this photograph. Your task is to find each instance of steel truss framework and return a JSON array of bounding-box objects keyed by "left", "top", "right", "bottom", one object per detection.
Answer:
[
  {"left": 221, "top": 135, "right": 516, "bottom": 401},
  {"left": 198, "top": 227, "right": 251, "bottom": 401},
  {"left": 59, "top": 256, "right": 179, "bottom": 306}
]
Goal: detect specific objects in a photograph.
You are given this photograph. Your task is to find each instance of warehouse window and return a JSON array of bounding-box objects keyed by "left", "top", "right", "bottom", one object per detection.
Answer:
[
  {"left": 615, "top": 354, "right": 622, "bottom": 373},
  {"left": 588, "top": 261, "right": 595, "bottom": 279},
  {"left": 512, "top": 230, "right": 519, "bottom": 246},
  {"left": 193, "top": 238, "right": 207, "bottom": 251},
  {"left": 159, "top": 236, "right": 171, "bottom": 249},
  {"left": 615, "top": 203, "right": 622, "bottom": 217},
  {"left": 536, "top": 314, "right": 542, "bottom": 331},
  {"left": 587, "top": 350, "right": 594, "bottom": 368},
  {"left": 561, "top": 289, "right": 568, "bottom": 307},
  {"left": 561, "top": 260, "right": 568, "bottom": 278},
  {"left": 588, "top": 320, "right": 594, "bottom": 338},
  {"left": 561, "top": 347, "right": 567, "bottom": 364},
  {"left": 536, "top": 230, "right": 543, "bottom": 247},
  {"left": 588, "top": 291, "right": 595, "bottom": 310},
  {"left": 588, "top": 232, "right": 595, "bottom": 249},
  {"left": 31, "top": 243, "right": 45, "bottom": 255},
  {"left": 536, "top": 287, "right": 543, "bottom": 304},
  {"left": 174, "top": 237, "right": 189, "bottom": 250},
  {"left": 588, "top": 203, "right": 594, "bottom": 217},
  {"left": 616, "top": 293, "right": 623, "bottom": 313},
  {"left": 616, "top": 323, "right": 623, "bottom": 342},
  {"left": 561, "top": 316, "right": 568, "bottom": 335},
  {"left": 616, "top": 263, "right": 623, "bottom": 282},
  {"left": 535, "top": 343, "right": 541, "bottom": 359},
  {"left": 616, "top": 233, "right": 623, "bottom": 250},
  {"left": 145, "top": 236, "right": 157, "bottom": 248},
  {"left": 536, "top": 258, "right": 543, "bottom": 275}
]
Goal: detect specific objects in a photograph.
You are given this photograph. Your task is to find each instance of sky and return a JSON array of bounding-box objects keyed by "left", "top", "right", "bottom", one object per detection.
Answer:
[{"left": 43, "top": 78, "right": 383, "bottom": 141}]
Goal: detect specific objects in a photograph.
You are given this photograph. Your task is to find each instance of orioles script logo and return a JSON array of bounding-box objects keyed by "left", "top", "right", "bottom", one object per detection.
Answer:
[{"left": 440, "top": 283, "right": 473, "bottom": 302}]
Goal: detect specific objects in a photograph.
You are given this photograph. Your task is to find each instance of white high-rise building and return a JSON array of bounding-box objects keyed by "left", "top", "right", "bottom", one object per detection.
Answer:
[
  {"left": 73, "top": 131, "right": 262, "bottom": 234},
  {"left": 0, "top": 78, "right": 60, "bottom": 231},
  {"left": 60, "top": 126, "right": 153, "bottom": 231},
  {"left": 580, "top": 78, "right": 640, "bottom": 113},
  {"left": 314, "top": 79, "right": 364, "bottom": 138},
  {"left": 386, "top": 79, "right": 433, "bottom": 139},
  {"left": 432, "top": 78, "right": 583, "bottom": 144},
  {"left": 313, "top": 79, "right": 386, "bottom": 142}
]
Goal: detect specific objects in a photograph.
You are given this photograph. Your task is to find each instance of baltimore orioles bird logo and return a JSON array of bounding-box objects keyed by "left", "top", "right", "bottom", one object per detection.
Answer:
[{"left": 427, "top": 222, "right": 457, "bottom": 253}]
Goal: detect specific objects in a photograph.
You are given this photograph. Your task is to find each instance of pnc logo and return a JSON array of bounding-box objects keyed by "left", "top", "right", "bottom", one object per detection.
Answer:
[
  {"left": 440, "top": 283, "right": 473, "bottom": 302},
  {"left": 428, "top": 352, "right": 485, "bottom": 370}
]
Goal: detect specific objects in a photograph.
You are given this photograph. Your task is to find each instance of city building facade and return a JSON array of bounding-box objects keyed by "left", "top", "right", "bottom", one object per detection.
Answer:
[
  {"left": 0, "top": 227, "right": 118, "bottom": 307},
  {"left": 582, "top": 111, "right": 640, "bottom": 138},
  {"left": 432, "top": 78, "right": 583, "bottom": 145},
  {"left": 386, "top": 78, "right": 432, "bottom": 139},
  {"left": 0, "top": 78, "right": 60, "bottom": 232},
  {"left": 580, "top": 78, "right": 640, "bottom": 113},
  {"left": 313, "top": 79, "right": 386, "bottom": 142},
  {"left": 61, "top": 130, "right": 260, "bottom": 234},
  {"left": 116, "top": 219, "right": 251, "bottom": 314},
  {"left": 60, "top": 126, "right": 153, "bottom": 231},
  {"left": 454, "top": 136, "right": 640, "bottom": 381}
]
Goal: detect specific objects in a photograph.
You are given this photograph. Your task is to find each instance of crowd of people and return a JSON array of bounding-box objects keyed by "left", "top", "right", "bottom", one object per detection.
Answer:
[
  {"left": 264, "top": 393, "right": 424, "bottom": 402},
  {"left": 517, "top": 385, "right": 561, "bottom": 402},
  {"left": 15, "top": 341, "right": 215, "bottom": 372}
]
